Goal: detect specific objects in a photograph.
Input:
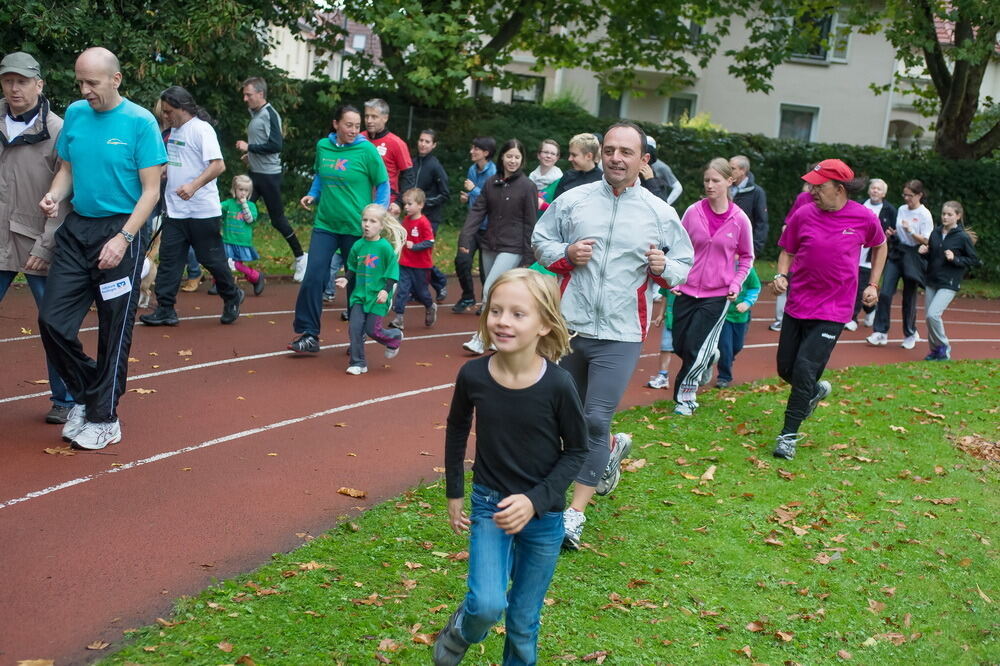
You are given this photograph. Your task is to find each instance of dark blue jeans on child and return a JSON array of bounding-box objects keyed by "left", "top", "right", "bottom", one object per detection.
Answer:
[{"left": 459, "top": 483, "right": 562, "bottom": 665}]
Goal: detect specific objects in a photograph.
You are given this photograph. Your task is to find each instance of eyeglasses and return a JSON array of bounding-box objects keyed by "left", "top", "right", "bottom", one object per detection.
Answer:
[{"left": 538, "top": 151, "right": 558, "bottom": 157}]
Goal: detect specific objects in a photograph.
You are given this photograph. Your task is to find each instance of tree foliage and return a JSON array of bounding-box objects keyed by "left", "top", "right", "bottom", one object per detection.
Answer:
[
  {"left": 842, "top": 0, "right": 1000, "bottom": 159},
  {"left": 314, "top": 0, "right": 1000, "bottom": 159},
  {"left": 0, "top": 0, "right": 313, "bottom": 152},
  {"left": 312, "top": 0, "right": 803, "bottom": 107}
]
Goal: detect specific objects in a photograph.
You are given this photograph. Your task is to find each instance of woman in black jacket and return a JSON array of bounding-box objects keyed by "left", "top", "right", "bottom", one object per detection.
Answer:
[
  {"left": 918, "top": 201, "right": 980, "bottom": 360},
  {"left": 458, "top": 138, "right": 538, "bottom": 354},
  {"left": 409, "top": 129, "right": 451, "bottom": 300}
]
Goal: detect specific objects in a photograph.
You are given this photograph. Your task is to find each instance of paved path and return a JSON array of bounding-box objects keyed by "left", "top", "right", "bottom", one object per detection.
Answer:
[{"left": 0, "top": 279, "right": 997, "bottom": 664}]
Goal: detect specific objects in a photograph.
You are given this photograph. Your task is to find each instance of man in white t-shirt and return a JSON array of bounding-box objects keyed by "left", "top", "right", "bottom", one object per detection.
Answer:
[{"left": 141, "top": 86, "right": 244, "bottom": 326}]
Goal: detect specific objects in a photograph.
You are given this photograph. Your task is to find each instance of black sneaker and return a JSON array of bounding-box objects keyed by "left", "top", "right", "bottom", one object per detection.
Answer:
[
  {"left": 45, "top": 404, "right": 72, "bottom": 424},
  {"left": 452, "top": 298, "right": 476, "bottom": 314},
  {"left": 207, "top": 282, "right": 218, "bottom": 295},
  {"left": 288, "top": 333, "right": 320, "bottom": 353},
  {"left": 340, "top": 311, "right": 349, "bottom": 321},
  {"left": 220, "top": 288, "right": 245, "bottom": 325},
  {"left": 433, "top": 604, "right": 469, "bottom": 666},
  {"left": 435, "top": 286, "right": 448, "bottom": 303},
  {"left": 140, "top": 306, "right": 179, "bottom": 326},
  {"left": 253, "top": 273, "right": 266, "bottom": 296}
]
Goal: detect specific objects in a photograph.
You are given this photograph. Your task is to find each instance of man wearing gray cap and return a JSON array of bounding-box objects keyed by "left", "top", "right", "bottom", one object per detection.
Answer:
[{"left": 0, "top": 51, "right": 77, "bottom": 425}]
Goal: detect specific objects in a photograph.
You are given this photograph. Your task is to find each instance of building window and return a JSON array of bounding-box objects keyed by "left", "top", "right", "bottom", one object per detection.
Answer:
[
  {"left": 779, "top": 105, "right": 818, "bottom": 142},
  {"left": 511, "top": 75, "right": 545, "bottom": 104},
  {"left": 597, "top": 87, "right": 622, "bottom": 119},
  {"left": 473, "top": 80, "right": 494, "bottom": 100},
  {"left": 351, "top": 34, "right": 367, "bottom": 51},
  {"left": 667, "top": 95, "right": 695, "bottom": 124},
  {"left": 787, "top": 13, "right": 850, "bottom": 63}
]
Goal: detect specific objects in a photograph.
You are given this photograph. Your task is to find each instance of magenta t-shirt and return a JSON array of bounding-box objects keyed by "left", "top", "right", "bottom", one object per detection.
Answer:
[
  {"left": 779, "top": 200, "right": 886, "bottom": 323},
  {"left": 701, "top": 199, "right": 731, "bottom": 236}
]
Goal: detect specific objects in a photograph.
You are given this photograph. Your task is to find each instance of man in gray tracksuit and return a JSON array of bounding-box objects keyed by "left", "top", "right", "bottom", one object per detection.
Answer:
[{"left": 533, "top": 121, "right": 694, "bottom": 549}]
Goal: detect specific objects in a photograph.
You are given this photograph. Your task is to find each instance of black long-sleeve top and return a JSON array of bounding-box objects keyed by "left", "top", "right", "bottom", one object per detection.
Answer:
[
  {"left": 444, "top": 357, "right": 588, "bottom": 517},
  {"left": 925, "top": 224, "right": 980, "bottom": 291}
]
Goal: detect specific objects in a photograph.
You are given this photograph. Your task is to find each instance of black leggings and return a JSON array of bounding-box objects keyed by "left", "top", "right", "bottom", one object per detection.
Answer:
[
  {"left": 776, "top": 314, "right": 842, "bottom": 434},
  {"left": 249, "top": 171, "right": 303, "bottom": 257},
  {"left": 671, "top": 293, "right": 728, "bottom": 403}
]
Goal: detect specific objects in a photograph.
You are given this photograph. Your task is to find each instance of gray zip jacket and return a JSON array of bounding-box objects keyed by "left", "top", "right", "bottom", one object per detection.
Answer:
[
  {"left": 533, "top": 178, "right": 693, "bottom": 342},
  {"left": 246, "top": 103, "right": 282, "bottom": 174}
]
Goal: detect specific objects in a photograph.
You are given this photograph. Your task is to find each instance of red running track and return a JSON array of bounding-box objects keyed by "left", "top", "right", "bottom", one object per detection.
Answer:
[{"left": 0, "top": 279, "right": 997, "bottom": 664}]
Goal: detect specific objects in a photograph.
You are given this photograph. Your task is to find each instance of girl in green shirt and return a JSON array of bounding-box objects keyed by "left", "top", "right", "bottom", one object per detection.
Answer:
[{"left": 335, "top": 204, "right": 406, "bottom": 375}]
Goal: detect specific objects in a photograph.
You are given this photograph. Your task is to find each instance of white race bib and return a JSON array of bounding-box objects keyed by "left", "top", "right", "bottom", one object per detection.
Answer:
[{"left": 100, "top": 276, "right": 133, "bottom": 301}]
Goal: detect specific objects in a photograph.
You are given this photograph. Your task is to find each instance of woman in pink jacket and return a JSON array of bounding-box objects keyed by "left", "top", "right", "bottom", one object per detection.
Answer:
[{"left": 672, "top": 157, "right": 754, "bottom": 415}]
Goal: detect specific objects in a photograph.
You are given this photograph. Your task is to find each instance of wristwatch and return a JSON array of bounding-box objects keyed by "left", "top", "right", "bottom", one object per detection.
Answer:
[
  {"left": 118, "top": 229, "right": 135, "bottom": 243},
  {"left": 773, "top": 273, "right": 787, "bottom": 281}
]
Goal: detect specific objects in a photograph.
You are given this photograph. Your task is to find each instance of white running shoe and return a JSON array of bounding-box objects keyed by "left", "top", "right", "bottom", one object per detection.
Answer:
[
  {"left": 844, "top": 320, "right": 858, "bottom": 331},
  {"left": 72, "top": 419, "right": 122, "bottom": 450},
  {"left": 385, "top": 331, "right": 403, "bottom": 359},
  {"left": 293, "top": 253, "right": 308, "bottom": 282},
  {"left": 863, "top": 311, "right": 876, "bottom": 327},
  {"left": 866, "top": 332, "right": 888, "bottom": 346},
  {"left": 462, "top": 334, "right": 485, "bottom": 355},
  {"left": 647, "top": 373, "right": 669, "bottom": 389},
  {"left": 346, "top": 365, "right": 368, "bottom": 375},
  {"left": 901, "top": 333, "right": 919, "bottom": 350},
  {"left": 596, "top": 433, "right": 632, "bottom": 496},
  {"left": 562, "top": 508, "right": 586, "bottom": 550},
  {"left": 61, "top": 404, "right": 87, "bottom": 442}
]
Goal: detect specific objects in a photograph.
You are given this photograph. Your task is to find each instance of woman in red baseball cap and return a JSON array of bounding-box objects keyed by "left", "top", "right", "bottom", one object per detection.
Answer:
[{"left": 770, "top": 159, "right": 888, "bottom": 460}]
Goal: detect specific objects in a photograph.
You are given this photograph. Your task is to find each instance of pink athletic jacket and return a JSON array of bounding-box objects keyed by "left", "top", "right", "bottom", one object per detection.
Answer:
[{"left": 677, "top": 200, "right": 755, "bottom": 298}]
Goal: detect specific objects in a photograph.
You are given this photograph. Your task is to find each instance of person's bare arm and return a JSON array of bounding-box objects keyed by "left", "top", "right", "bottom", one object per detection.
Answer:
[{"left": 175, "top": 159, "right": 225, "bottom": 201}]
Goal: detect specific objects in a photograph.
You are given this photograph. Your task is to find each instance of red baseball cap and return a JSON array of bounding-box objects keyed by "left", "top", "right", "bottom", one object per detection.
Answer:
[{"left": 801, "top": 159, "right": 854, "bottom": 185}]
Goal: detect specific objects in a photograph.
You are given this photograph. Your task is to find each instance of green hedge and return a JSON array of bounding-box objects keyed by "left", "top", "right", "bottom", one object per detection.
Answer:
[{"left": 281, "top": 83, "right": 999, "bottom": 280}]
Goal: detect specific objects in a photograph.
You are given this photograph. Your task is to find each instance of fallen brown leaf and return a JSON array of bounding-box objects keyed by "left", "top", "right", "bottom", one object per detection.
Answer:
[
  {"left": 337, "top": 487, "right": 366, "bottom": 498},
  {"left": 837, "top": 649, "right": 853, "bottom": 659},
  {"left": 582, "top": 650, "right": 610, "bottom": 662},
  {"left": 43, "top": 446, "right": 76, "bottom": 456},
  {"left": 217, "top": 641, "right": 234, "bottom": 652},
  {"left": 26, "top": 378, "right": 49, "bottom": 384},
  {"left": 235, "top": 656, "right": 257, "bottom": 666},
  {"left": 775, "top": 630, "right": 794, "bottom": 642},
  {"left": 412, "top": 633, "right": 434, "bottom": 645},
  {"left": 86, "top": 641, "right": 110, "bottom": 650},
  {"left": 746, "top": 621, "right": 765, "bottom": 632},
  {"left": 128, "top": 388, "right": 156, "bottom": 394},
  {"left": 177, "top": 349, "right": 192, "bottom": 356}
]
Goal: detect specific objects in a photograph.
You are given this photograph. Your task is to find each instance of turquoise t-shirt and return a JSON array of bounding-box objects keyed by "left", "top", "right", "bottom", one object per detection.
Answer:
[{"left": 56, "top": 99, "right": 167, "bottom": 218}]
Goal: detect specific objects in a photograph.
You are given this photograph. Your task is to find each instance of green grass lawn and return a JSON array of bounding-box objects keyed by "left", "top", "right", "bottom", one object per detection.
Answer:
[{"left": 100, "top": 361, "right": 998, "bottom": 665}]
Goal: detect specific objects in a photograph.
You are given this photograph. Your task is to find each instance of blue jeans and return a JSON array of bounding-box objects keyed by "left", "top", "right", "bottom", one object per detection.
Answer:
[
  {"left": 293, "top": 229, "right": 359, "bottom": 336},
  {"left": 460, "top": 484, "right": 563, "bottom": 665},
  {"left": 185, "top": 247, "right": 201, "bottom": 280},
  {"left": 324, "top": 250, "right": 344, "bottom": 297},
  {"left": 717, "top": 320, "right": 748, "bottom": 383},
  {"left": 0, "top": 271, "right": 75, "bottom": 406}
]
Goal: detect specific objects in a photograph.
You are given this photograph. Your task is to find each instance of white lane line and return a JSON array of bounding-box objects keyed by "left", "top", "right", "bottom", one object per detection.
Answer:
[
  {"left": 1, "top": 303, "right": 463, "bottom": 344},
  {"left": 0, "top": 330, "right": 476, "bottom": 404},
  {"left": 636, "top": 337, "right": 1000, "bottom": 358},
  {"left": 0, "top": 308, "right": 304, "bottom": 343},
  {"left": 0, "top": 383, "right": 455, "bottom": 511}
]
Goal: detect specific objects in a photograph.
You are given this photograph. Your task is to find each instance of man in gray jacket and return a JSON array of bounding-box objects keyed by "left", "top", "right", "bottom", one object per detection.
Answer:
[
  {"left": 235, "top": 77, "right": 306, "bottom": 280},
  {"left": 533, "top": 121, "right": 694, "bottom": 549},
  {"left": 730, "top": 155, "right": 769, "bottom": 255},
  {"left": 0, "top": 51, "right": 75, "bottom": 424}
]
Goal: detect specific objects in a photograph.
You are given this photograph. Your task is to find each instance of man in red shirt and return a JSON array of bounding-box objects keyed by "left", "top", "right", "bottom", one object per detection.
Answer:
[{"left": 362, "top": 98, "right": 412, "bottom": 217}]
